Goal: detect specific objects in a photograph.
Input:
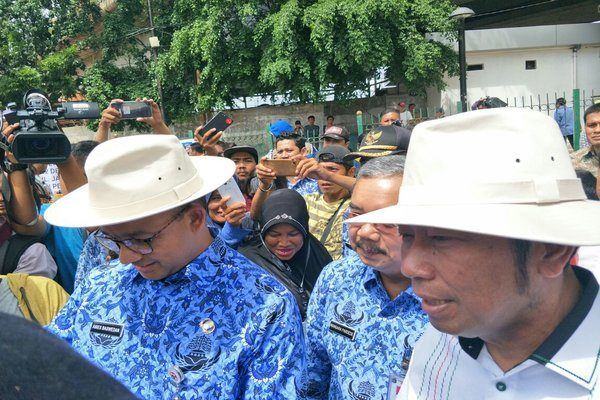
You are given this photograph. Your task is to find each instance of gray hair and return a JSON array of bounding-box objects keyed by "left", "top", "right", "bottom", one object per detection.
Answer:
[{"left": 357, "top": 155, "right": 406, "bottom": 179}]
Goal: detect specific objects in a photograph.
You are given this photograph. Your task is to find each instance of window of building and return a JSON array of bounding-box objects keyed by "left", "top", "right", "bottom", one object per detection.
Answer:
[
  {"left": 525, "top": 60, "right": 537, "bottom": 70},
  {"left": 467, "top": 64, "right": 484, "bottom": 71}
]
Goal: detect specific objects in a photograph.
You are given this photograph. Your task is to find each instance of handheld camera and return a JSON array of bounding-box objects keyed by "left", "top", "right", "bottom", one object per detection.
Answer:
[{"left": 2, "top": 90, "right": 100, "bottom": 163}]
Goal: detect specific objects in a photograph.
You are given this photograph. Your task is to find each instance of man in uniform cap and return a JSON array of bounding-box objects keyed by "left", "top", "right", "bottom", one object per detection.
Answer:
[
  {"left": 344, "top": 125, "right": 411, "bottom": 166},
  {"left": 349, "top": 108, "right": 600, "bottom": 399},
  {"left": 45, "top": 135, "right": 304, "bottom": 399}
]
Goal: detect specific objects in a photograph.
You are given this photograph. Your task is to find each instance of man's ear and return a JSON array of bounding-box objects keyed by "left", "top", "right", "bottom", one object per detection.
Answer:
[
  {"left": 300, "top": 147, "right": 308, "bottom": 157},
  {"left": 347, "top": 166, "right": 356, "bottom": 177},
  {"left": 187, "top": 202, "right": 206, "bottom": 230},
  {"left": 532, "top": 243, "right": 578, "bottom": 278}
]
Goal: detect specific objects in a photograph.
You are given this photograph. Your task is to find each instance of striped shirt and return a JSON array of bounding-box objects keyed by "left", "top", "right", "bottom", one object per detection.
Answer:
[
  {"left": 397, "top": 267, "right": 599, "bottom": 400},
  {"left": 304, "top": 194, "right": 350, "bottom": 260}
]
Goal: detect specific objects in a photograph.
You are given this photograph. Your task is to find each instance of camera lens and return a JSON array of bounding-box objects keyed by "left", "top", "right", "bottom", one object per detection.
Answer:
[{"left": 31, "top": 138, "right": 52, "bottom": 151}]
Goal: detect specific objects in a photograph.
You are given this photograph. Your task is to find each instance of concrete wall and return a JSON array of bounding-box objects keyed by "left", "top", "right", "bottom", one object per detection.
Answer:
[
  {"left": 463, "top": 23, "right": 600, "bottom": 52},
  {"left": 436, "top": 23, "right": 600, "bottom": 114},
  {"left": 440, "top": 45, "right": 600, "bottom": 112}
]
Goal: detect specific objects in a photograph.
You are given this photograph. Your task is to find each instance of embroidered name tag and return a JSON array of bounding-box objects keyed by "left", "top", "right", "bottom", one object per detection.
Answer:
[
  {"left": 90, "top": 321, "right": 124, "bottom": 338},
  {"left": 329, "top": 320, "right": 356, "bottom": 341}
]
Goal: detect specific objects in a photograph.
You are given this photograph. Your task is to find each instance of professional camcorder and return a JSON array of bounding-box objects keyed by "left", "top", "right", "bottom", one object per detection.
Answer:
[{"left": 2, "top": 89, "right": 100, "bottom": 163}]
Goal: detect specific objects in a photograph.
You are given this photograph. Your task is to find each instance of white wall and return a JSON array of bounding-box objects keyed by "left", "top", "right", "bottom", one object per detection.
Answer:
[
  {"left": 439, "top": 45, "right": 600, "bottom": 112},
  {"left": 434, "top": 23, "right": 600, "bottom": 114}
]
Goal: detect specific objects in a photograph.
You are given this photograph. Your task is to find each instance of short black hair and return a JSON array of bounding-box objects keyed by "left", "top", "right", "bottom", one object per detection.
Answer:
[
  {"left": 308, "top": 115, "right": 315, "bottom": 120},
  {"left": 584, "top": 103, "right": 600, "bottom": 124},
  {"left": 189, "top": 142, "right": 204, "bottom": 153},
  {"left": 576, "top": 169, "right": 599, "bottom": 200},
  {"left": 276, "top": 133, "right": 306, "bottom": 150},
  {"left": 409, "top": 103, "right": 416, "bottom": 107},
  {"left": 71, "top": 140, "right": 99, "bottom": 168},
  {"left": 326, "top": 115, "right": 334, "bottom": 120}
]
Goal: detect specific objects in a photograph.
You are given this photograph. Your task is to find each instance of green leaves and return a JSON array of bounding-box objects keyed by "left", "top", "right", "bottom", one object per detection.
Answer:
[
  {"left": 0, "top": 0, "right": 99, "bottom": 107},
  {"left": 157, "top": 0, "right": 457, "bottom": 117},
  {"left": 1, "top": 0, "right": 457, "bottom": 120}
]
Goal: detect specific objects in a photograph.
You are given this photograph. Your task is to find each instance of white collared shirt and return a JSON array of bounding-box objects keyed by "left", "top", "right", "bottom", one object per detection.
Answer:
[{"left": 397, "top": 266, "right": 599, "bottom": 399}]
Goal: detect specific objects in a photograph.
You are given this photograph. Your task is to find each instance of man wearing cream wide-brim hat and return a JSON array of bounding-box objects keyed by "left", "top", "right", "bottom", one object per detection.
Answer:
[
  {"left": 347, "top": 108, "right": 600, "bottom": 399},
  {"left": 45, "top": 135, "right": 304, "bottom": 399}
]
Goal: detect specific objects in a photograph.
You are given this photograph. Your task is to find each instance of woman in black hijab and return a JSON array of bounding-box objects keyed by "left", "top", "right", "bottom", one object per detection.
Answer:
[{"left": 239, "top": 189, "right": 332, "bottom": 318}]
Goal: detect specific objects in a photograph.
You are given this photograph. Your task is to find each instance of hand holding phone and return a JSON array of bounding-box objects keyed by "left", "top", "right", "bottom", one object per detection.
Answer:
[
  {"left": 110, "top": 101, "right": 152, "bottom": 120},
  {"left": 198, "top": 112, "right": 233, "bottom": 141},
  {"left": 217, "top": 177, "right": 246, "bottom": 207},
  {"left": 262, "top": 159, "right": 299, "bottom": 176}
]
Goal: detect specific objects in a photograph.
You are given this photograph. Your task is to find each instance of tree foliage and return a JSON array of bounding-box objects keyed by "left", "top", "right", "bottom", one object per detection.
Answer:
[
  {"left": 1, "top": 0, "right": 457, "bottom": 121},
  {"left": 0, "top": 0, "right": 99, "bottom": 106},
  {"left": 159, "top": 0, "right": 458, "bottom": 118}
]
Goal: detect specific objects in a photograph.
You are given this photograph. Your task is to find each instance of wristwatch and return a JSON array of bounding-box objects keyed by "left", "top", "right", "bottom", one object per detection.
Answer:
[{"left": 3, "top": 160, "right": 28, "bottom": 174}]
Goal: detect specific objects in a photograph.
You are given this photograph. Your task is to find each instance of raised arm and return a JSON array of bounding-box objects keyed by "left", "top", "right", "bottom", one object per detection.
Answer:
[{"left": 249, "top": 157, "right": 276, "bottom": 220}]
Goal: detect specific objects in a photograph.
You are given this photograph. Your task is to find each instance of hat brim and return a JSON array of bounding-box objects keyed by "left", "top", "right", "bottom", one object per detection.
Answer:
[
  {"left": 321, "top": 134, "right": 348, "bottom": 141},
  {"left": 44, "top": 156, "right": 235, "bottom": 228},
  {"left": 343, "top": 149, "right": 402, "bottom": 162},
  {"left": 224, "top": 146, "right": 258, "bottom": 163},
  {"left": 346, "top": 200, "right": 600, "bottom": 246}
]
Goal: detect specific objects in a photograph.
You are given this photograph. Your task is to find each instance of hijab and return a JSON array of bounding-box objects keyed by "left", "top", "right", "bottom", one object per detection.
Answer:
[{"left": 239, "top": 189, "right": 332, "bottom": 318}]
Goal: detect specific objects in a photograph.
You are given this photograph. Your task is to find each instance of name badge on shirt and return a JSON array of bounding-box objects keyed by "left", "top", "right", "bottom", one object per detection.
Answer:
[
  {"left": 90, "top": 321, "right": 124, "bottom": 338},
  {"left": 329, "top": 320, "right": 356, "bottom": 341}
]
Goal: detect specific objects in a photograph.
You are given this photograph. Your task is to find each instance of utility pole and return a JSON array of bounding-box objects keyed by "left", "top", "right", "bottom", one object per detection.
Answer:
[
  {"left": 146, "top": 0, "right": 165, "bottom": 120},
  {"left": 450, "top": 7, "right": 475, "bottom": 113}
]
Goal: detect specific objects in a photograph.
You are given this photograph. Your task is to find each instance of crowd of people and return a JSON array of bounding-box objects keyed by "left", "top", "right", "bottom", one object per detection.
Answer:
[{"left": 0, "top": 96, "right": 599, "bottom": 400}]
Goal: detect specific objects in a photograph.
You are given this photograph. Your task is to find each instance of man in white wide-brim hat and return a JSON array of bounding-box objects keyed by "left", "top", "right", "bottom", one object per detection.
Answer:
[
  {"left": 45, "top": 135, "right": 304, "bottom": 399},
  {"left": 347, "top": 108, "right": 600, "bottom": 399}
]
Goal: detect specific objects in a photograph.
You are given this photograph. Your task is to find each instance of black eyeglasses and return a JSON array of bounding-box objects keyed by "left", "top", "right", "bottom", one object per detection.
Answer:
[{"left": 95, "top": 206, "right": 188, "bottom": 255}]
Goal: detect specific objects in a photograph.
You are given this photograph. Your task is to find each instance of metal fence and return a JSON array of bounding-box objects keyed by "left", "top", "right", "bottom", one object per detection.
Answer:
[{"left": 176, "top": 89, "right": 600, "bottom": 154}]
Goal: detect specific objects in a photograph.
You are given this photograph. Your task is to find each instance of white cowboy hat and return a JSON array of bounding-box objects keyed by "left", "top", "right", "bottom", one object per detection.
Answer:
[
  {"left": 347, "top": 108, "right": 600, "bottom": 246},
  {"left": 44, "top": 135, "right": 235, "bottom": 227}
]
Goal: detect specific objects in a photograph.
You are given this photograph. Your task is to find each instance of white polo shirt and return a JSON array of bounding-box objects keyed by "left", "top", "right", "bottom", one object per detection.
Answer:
[{"left": 397, "top": 267, "right": 599, "bottom": 399}]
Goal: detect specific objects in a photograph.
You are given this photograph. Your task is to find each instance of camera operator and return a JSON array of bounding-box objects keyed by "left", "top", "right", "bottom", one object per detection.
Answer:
[
  {"left": 95, "top": 98, "right": 171, "bottom": 143},
  {"left": 0, "top": 122, "right": 57, "bottom": 278}
]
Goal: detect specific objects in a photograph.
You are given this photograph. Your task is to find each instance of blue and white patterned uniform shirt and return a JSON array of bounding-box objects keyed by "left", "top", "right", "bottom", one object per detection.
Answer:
[
  {"left": 48, "top": 236, "right": 305, "bottom": 400},
  {"left": 72, "top": 230, "right": 108, "bottom": 293},
  {"left": 298, "top": 252, "right": 429, "bottom": 400},
  {"left": 288, "top": 177, "right": 320, "bottom": 196}
]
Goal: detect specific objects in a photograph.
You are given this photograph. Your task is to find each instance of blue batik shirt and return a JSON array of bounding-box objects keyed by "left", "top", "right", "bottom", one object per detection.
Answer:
[
  {"left": 49, "top": 236, "right": 305, "bottom": 400},
  {"left": 288, "top": 177, "right": 320, "bottom": 196},
  {"left": 340, "top": 208, "right": 355, "bottom": 258},
  {"left": 298, "top": 252, "right": 429, "bottom": 400}
]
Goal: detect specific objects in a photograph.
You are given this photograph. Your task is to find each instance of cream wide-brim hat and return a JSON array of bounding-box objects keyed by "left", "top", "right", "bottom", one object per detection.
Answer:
[
  {"left": 347, "top": 108, "right": 600, "bottom": 246},
  {"left": 44, "top": 135, "right": 236, "bottom": 228}
]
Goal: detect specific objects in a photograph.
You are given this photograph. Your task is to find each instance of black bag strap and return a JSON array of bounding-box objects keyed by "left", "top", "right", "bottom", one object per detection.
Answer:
[
  {"left": 0, "top": 240, "right": 10, "bottom": 275},
  {"left": 0, "top": 235, "right": 40, "bottom": 275},
  {"left": 319, "top": 198, "right": 349, "bottom": 244}
]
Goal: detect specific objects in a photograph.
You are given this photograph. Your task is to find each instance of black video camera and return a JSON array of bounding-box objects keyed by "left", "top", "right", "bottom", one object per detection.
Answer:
[{"left": 2, "top": 90, "right": 100, "bottom": 163}]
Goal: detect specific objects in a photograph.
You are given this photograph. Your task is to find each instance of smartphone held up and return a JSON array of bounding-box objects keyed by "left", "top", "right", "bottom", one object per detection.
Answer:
[
  {"left": 110, "top": 101, "right": 152, "bottom": 120},
  {"left": 198, "top": 112, "right": 233, "bottom": 141}
]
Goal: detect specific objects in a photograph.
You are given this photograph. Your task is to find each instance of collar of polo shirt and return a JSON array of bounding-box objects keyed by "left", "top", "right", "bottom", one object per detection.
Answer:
[{"left": 458, "top": 266, "right": 599, "bottom": 391}]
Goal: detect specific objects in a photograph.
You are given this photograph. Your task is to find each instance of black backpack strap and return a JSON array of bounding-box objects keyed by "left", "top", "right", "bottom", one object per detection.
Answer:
[
  {"left": 319, "top": 199, "right": 349, "bottom": 244},
  {"left": 0, "top": 235, "right": 40, "bottom": 275},
  {"left": 0, "top": 240, "right": 10, "bottom": 275}
]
